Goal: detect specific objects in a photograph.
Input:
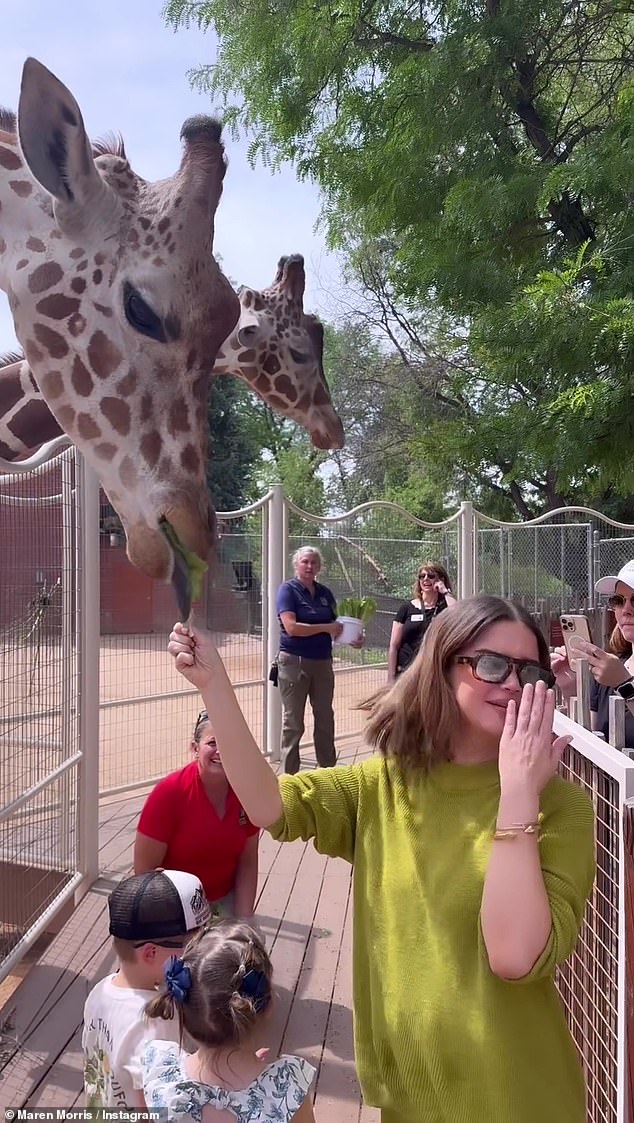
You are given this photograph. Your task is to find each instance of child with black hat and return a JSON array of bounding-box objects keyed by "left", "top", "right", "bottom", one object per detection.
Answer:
[{"left": 82, "top": 868, "right": 210, "bottom": 1109}]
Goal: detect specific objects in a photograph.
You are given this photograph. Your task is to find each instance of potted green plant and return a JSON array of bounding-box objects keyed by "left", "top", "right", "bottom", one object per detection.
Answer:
[{"left": 334, "top": 596, "right": 377, "bottom": 645}]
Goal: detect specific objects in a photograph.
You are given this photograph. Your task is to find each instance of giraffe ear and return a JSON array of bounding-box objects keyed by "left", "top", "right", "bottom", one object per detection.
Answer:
[{"left": 18, "top": 58, "right": 109, "bottom": 210}]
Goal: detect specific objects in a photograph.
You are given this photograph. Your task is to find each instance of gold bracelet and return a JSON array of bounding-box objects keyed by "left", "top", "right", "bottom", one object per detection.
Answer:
[{"left": 493, "top": 822, "right": 540, "bottom": 841}]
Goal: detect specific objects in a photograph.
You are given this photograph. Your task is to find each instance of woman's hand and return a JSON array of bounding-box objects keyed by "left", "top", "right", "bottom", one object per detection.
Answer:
[
  {"left": 434, "top": 579, "right": 448, "bottom": 596},
  {"left": 329, "top": 621, "right": 344, "bottom": 639},
  {"left": 573, "top": 639, "right": 631, "bottom": 687},
  {"left": 167, "top": 622, "right": 220, "bottom": 690},
  {"left": 498, "top": 681, "right": 572, "bottom": 803},
  {"left": 550, "top": 645, "right": 576, "bottom": 698}
]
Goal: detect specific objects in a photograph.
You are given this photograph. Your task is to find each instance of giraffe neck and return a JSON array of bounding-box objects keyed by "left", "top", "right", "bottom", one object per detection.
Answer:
[{"left": 0, "top": 355, "right": 61, "bottom": 460}]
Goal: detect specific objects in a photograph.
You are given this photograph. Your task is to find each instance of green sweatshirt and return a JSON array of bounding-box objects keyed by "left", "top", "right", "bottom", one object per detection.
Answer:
[{"left": 269, "top": 755, "right": 595, "bottom": 1123}]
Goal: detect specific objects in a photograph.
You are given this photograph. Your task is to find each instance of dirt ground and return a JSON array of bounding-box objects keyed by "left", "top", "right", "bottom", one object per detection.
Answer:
[{"left": 2, "top": 632, "right": 386, "bottom": 802}]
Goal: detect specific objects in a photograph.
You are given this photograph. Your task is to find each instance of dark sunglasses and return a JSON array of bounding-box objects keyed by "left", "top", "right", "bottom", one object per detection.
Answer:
[
  {"left": 608, "top": 594, "right": 634, "bottom": 610},
  {"left": 454, "top": 650, "right": 555, "bottom": 689},
  {"left": 418, "top": 570, "right": 439, "bottom": 580}
]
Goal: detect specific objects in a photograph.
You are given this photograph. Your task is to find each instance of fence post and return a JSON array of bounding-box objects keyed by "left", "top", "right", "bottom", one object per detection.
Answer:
[
  {"left": 266, "top": 485, "right": 285, "bottom": 761},
  {"left": 76, "top": 454, "right": 100, "bottom": 887},
  {"left": 610, "top": 694, "right": 627, "bottom": 754},
  {"left": 573, "top": 660, "right": 593, "bottom": 732},
  {"left": 459, "top": 501, "right": 474, "bottom": 599}
]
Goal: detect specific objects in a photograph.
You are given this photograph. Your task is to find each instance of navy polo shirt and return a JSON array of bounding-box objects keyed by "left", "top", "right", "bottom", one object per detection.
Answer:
[{"left": 276, "top": 578, "right": 336, "bottom": 659}]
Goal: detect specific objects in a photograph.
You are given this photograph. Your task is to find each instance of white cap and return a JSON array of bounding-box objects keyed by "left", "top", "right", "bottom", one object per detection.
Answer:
[
  {"left": 163, "top": 869, "right": 211, "bottom": 932},
  {"left": 595, "top": 559, "right": 634, "bottom": 596}
]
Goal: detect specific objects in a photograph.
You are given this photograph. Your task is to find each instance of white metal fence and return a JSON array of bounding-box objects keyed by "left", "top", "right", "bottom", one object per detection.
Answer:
[{"left": 0, "top": 442, "right": 98, "bottom": 983}]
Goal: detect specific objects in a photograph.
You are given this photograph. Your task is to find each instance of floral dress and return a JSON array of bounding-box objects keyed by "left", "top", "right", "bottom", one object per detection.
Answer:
[{"left": 142, "top": 1040, "right": 315, "bottom": 1122}]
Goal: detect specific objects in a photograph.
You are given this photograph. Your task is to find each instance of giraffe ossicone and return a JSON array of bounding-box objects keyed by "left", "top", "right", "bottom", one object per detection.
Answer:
[{"left": 1, "top": 57, "right": 239, "bottom": 616}]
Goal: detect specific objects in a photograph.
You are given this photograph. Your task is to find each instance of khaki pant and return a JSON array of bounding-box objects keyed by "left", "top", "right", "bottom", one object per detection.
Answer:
[{"left": 277, "top": 652, "right": 336, "bottom": 774}]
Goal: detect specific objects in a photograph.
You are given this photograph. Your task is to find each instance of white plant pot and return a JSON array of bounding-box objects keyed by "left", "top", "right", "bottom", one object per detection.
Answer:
[{"left": 334, "top": 615, "right": 364, "bottom": 646}]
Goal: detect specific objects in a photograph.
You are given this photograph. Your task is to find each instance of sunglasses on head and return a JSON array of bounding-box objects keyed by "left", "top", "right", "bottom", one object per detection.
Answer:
[
  {"left": 194, "top": 709, "right": 209, "bottom": 733},
  {"left": 454, "top": 650, "right": 555, "bottom": 689},
  {"left": 608, "top": 593, "right": 634, "bottom": 610}
]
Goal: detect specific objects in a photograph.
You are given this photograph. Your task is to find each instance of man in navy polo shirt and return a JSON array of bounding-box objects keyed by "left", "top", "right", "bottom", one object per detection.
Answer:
[{"left": 276, "top": 546, "right": 344, "bottom": 773}]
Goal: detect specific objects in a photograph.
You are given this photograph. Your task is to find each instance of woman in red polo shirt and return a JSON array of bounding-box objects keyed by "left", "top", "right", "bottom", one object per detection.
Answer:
[{"left": 134, "top": 710, "right": 259, "bottom": 918}]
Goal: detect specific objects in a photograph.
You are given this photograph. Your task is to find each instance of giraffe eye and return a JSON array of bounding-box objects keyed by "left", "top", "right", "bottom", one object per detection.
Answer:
[
  {"left": 289, "top": 347, "right": 310, "bottom": 364},
  {"left": 123, "top": 281, "right": 165, "bottom": 341}
]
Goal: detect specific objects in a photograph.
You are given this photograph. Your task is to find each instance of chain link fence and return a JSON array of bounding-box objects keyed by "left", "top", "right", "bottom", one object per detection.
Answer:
[{"left": 475, "top": 508, "right": 634, "bottom": 610}]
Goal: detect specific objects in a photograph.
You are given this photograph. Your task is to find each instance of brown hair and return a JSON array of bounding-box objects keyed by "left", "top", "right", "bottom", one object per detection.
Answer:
[
  {"left": 610, "top": 623, "right": 632, "bottom": 658},
  {"left": 413, "top": 561, "right": 452, "bottom": 600},
  {"left": 362, "top": 595, "right": 550, "bottom": 772},
  {"left": 112, "top": 936, "right": 137, "bottom": 964},
  {"left": 145, "top": 920, "right": 272, "bottom": 1047}
]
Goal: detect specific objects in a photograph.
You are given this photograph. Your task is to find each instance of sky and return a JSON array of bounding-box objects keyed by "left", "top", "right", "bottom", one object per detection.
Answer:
[{"left": 0, "top": 0, "right": 344, "bottom": 350}]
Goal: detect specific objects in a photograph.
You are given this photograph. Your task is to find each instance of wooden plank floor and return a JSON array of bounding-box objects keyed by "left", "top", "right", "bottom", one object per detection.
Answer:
[{"left": 0, "top": 740, "right": 379, "bottom": 1121}]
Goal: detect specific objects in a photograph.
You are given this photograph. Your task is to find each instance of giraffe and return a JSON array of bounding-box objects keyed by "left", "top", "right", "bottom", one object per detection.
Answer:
[
  {"left": 0, "top": 256, "right": 344, "bottom": 460},
  {"left": 216, "top": 254, "right": 345, "bottom": 449},
  {"left": 0, "top": 57, "right": 240, "bottom": 615}
]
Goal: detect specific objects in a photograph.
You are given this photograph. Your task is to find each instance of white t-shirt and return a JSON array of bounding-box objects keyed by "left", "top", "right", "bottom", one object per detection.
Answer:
[{"left": 82, "top": 974, "right": 180, "bottom": 1108}]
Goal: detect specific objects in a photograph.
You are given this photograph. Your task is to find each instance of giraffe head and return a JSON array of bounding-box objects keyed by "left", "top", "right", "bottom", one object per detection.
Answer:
[
  {"left": 0, "top": 59, "right": 240, "bottom": 606},
  {"left": 218, "top": 254, "right": 344, "bottom": 449}
]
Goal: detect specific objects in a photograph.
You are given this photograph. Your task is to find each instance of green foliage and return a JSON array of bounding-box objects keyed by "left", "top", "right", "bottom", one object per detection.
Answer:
[
  {"left": 168, "top": 0, "right": 634, "bottom": 516},
  {"left": 207, "top": 376, "right": 261, "bottom": 511},
  {"left": 256, "top": 440, "right": 327, "bottom": 511}
]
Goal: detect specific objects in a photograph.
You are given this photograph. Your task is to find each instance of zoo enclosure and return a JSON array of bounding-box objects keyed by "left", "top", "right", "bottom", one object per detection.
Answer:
[{"left": 2, "top": 447, "right": 634, "bottom": 1119}]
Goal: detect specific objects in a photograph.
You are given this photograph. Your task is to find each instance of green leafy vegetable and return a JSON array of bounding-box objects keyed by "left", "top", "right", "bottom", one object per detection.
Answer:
[
  {"left": 335, "top": 597, "right": 377, "bottom": 624},
  {"left": 159, "top": 516, "right": 208, "bottom": 618}
]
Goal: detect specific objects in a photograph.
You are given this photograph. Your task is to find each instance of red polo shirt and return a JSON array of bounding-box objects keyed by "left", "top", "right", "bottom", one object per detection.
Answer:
[{"left": 137, "top": 761, "right": 258, "bottom": 903}]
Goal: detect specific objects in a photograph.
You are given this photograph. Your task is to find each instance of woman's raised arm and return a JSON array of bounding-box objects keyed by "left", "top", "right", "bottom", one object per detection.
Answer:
[{"left": 168, "top": 623, "right": 283, "bottom": 828}]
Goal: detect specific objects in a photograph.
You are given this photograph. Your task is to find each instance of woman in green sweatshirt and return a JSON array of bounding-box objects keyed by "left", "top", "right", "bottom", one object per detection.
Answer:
[{"left": 167, "top": 596, "right": 595, "bottom": 1123}]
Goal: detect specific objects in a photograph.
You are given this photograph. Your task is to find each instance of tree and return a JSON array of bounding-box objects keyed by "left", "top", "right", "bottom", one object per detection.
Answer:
[
  {"left": 207, "top": 375, "right": 261, "bottom": 511},
  {"left": 167, "top": 0, "right": 634, "bottom": 514}
]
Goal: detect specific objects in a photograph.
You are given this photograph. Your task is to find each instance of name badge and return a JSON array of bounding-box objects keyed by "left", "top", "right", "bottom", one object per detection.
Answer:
[{"left": 410, "top": 614, "right": 425, "bottom": 622}]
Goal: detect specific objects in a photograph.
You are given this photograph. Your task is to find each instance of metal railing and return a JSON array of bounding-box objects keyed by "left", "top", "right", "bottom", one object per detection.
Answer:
[{"left": 553, "top": 713, "right": 634, "bottom": 1122}]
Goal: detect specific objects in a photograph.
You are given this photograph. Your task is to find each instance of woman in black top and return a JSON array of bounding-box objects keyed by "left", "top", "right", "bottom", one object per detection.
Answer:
[{"left": 388, "top": 561, "right": 456, "bottom": 680}]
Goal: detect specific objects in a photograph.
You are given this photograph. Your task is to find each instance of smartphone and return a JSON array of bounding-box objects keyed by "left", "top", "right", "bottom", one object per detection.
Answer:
[{"left": 559, "top": 614, "right": 593, "bottom": 668}]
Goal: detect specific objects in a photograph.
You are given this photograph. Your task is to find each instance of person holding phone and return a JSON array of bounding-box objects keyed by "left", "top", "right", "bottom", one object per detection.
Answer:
[
  {"left": 387, "top": 561, "right": 456, "bottom": 680},
  {"left": 551, "top": 560, "right": 634, "bottom": 746}
]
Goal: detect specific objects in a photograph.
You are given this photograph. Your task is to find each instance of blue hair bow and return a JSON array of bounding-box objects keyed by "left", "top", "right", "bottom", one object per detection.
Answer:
[
  {"left": 164, "top": 956, "right": 192, "bottom": 1003},
  {"left": 240, "top": 968, "right": 270, "bottom": 1013}
]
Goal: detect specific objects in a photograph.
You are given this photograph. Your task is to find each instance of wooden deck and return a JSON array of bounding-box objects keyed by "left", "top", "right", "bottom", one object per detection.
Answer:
[{"left": 0, "top": 741, "right": 379, "bottom": 1121}]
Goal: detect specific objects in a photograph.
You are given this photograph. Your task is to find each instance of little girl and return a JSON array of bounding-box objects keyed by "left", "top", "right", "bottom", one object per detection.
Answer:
[{"left": 142, "top": 920, "right": 315, "bottom": 1122}]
